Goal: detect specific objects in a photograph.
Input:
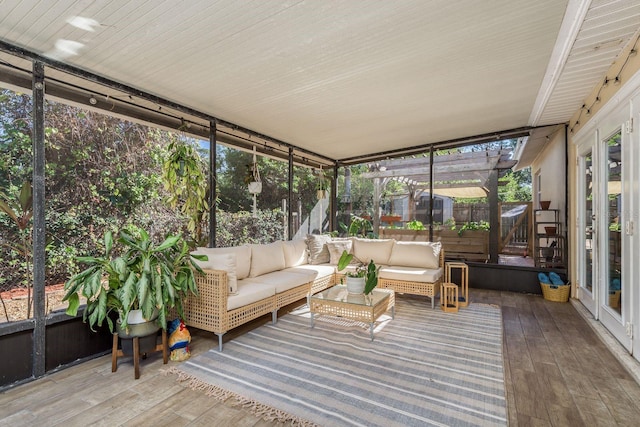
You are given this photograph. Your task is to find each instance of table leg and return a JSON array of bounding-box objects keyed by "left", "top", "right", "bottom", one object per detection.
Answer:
[
  {"left": 310, "top": 312, "right": 315, "bottom": 328},
  {"left": 370, "top": 323, "right": 374, "bottom": 341},
  {"left": 391, "top": 305, "right": 395, "bottom": 319}
]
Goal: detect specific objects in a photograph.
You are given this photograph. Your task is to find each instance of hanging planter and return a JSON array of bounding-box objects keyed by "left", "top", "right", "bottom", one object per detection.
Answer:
[
  {"left": 245, "top": 147, "right": 262, "bottom": 195},
  {"left": 316, "top": 167, "right": 329, "bottom": 200}
]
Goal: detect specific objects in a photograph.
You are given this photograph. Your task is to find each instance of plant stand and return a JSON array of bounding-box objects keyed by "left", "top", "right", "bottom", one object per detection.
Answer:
[
  {"left": 533, "top": 208, "right": 566, "bottom": 268},
  {"left": 440, "top": 282, "right": 459, "bottom": 313},
  {"left": 445, "top": 261, "right": 469, "bottom": 307},
  {"left": 111, "top": 329, "right": 168, "bottom": 379}
]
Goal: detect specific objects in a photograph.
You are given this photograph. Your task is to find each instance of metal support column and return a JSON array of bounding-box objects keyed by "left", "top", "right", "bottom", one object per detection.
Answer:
[
  {"left": 288, "top": 148, "right": 294, "bottom": 240},
  {"left": 331, "top": 162, "right": 339, "bottom": 232},
  {"left": 429, "top": 146, "right": 434, "bottom": 242},
  {"left": 32, "top": 60, "right": 46, "bottom": 377},
  {"left": 209, "top": 120, "right": 217, "bottom": 247}
]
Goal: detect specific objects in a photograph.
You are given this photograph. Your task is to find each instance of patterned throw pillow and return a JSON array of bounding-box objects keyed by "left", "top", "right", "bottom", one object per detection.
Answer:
[
  {"left": 305, "top": 234, "right": 332, "bottom": 265},
  {"left": 326, "top": 240, "right": 353, "bottom": 265}
]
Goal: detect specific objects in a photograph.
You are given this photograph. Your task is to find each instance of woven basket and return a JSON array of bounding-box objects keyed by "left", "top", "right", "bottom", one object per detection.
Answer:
[
  {"left": 609, "top": 290, "right": 621, "bottom": 308},
  {"left": 540, "top": 282, "right": 570, "bottom": 302}
]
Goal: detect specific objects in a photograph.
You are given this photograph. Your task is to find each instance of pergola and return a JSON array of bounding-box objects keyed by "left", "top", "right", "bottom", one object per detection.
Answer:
[{"left": 359, "top": 149, "right": 518, "bottom": 260}]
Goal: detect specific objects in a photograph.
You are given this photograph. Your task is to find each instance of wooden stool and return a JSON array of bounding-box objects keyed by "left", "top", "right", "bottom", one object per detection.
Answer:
[
  {"left": 445, "top": 261, "right": 469, "bottom": 307},
  {"left": 441, "top": 282, "right": 459, "bottom": 313},
  {"left": 112, "top": 329, "right": 168, "bottom": 379}
]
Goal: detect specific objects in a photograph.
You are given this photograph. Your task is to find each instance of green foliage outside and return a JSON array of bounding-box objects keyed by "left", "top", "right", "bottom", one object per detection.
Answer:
[
  {"left": 405, "top": 220, "right": 426, "bottom": 230},
  {"left": 0, "top": 90, "right": 309, "bottom": 309},
  {"left": 457, "top": 220, "right": 490, "bottom": 236}
]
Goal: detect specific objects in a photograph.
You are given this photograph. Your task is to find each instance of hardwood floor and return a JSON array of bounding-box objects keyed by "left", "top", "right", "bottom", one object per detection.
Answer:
[{"left": 1, "top": 289, "right": 640, "bottom": 426}]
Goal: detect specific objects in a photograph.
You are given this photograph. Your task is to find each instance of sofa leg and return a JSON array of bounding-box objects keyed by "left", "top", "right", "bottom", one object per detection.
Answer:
[
  {"left": 431, "top": 296, "right": 435, "bottom": 309},
  {"left": 216, "top": 333, "right": 224, "bottom": 352},
  {"left": 272, "top": 310, "right": 277, "bottom": 324}
]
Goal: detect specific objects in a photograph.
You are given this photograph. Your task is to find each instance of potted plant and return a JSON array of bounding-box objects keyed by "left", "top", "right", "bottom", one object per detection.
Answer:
[
  {"left": 316, "top": 172, "right": 329, "bottom": 200},
  {"left": 337, "top": 250, "right": 379, "bottom": 295},
  {"left": 245, "top": 157, "right": 262, "bottom": 195},
  {"left": 62, "top": 228, "right": 205, "bottom": 338}
]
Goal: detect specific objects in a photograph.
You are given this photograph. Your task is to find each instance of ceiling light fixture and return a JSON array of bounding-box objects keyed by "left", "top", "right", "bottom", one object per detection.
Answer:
[{"left": 89, "top": 96, "right": 97, "bottom": 105}]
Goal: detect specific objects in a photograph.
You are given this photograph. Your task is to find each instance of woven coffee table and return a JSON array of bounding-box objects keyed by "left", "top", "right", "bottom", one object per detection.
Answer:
[{"left": 308, "top": 285, "right": 395, "bottom": 340}]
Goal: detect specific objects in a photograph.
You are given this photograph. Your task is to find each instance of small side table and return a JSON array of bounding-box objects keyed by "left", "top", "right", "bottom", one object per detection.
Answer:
[
  {"left": 445, "top": 261, "right": 469, "bottom": 307},
  {"left": 441, "top": 282, "right": 459, "bottom": 313},
  {"left": 112, "top": 329, "right": 168, "bottom": 379}
]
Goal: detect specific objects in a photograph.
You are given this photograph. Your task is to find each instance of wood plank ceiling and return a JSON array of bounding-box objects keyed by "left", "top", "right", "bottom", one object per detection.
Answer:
[{"left": 1, "top": 0, "right": 639, "bottom": 163}]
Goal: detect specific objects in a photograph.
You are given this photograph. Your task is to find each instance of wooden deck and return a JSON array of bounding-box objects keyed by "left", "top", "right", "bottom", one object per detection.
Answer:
[{"left": 1, "top": 289, "right": 640, "bottom": 426}]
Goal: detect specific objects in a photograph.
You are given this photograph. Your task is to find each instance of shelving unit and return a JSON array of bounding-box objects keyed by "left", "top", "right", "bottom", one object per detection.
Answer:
[{"left": 533, "top": 209, "right": 566, "bottom": 268}]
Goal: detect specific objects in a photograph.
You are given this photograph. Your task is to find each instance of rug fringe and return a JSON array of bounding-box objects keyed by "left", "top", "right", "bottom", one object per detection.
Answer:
[{"left": 164, "top": 367, "right": 319, "bottom": 427}]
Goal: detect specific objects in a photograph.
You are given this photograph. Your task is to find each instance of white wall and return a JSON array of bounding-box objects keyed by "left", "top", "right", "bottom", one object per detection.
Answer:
[{"left": 531, "top": 131, "right": 567, "bottom": 228}]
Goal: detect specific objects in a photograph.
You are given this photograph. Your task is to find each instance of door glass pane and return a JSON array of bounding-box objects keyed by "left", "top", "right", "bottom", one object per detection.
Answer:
[
  {"left": 584, "top": 151, "right": 593, "bottom": 292},
  {"left": 606, "top": 131, "right": 622, "bottom": 313}
]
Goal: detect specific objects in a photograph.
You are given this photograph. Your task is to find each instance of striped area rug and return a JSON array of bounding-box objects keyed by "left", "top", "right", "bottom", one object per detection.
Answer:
[{"left": 169, "top": 295, "right": 506, "bottom": 426}]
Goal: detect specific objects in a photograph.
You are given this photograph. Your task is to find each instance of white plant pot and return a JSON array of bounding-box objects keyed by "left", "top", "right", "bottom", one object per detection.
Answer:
[
  {"left": 116, "top": 309, "right": 160, "bottom": 338},
  {"left": 248, "top": 181, "right": 262, "bottom": 194},
  {"left": 345, "top": 276, "right": 366, "bottom": 294},
  {"left": 126, "top": 308, "right": 158, "bottom": 325}
]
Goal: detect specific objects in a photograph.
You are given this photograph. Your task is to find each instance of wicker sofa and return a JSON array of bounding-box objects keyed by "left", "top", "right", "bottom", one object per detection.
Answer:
[{"left": 184, "top": 236, "right": 444, "bottom": 350}]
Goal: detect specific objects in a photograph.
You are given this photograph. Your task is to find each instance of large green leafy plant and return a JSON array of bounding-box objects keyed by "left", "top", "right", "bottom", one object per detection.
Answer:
[
  {"left": 63, "top": 228, "right": 205, "bottom": 332},
  {"left": 162, "top": 140, "right": 210, "bottom": 247}
]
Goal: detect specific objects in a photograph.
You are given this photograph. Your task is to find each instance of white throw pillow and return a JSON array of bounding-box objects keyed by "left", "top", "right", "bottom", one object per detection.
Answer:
[
  {"left": 388, "top": 241, "right": 442, "bottom": 269},
  {"left": 191, "top": 251, "right": 238, "bottom": 294},
  {"left": 305, "top": 234, "right": 332, "bottom": 265},
  {"left": 249, "top": 241, "right": 286, "bottom": 277},
  {"left": 352, "top": 238, "right": 395, "bottom": 265},
  {"left": 282, "top": 239, "right": 308, "bottom": 267},
  {"left": 326, "top": 240, "right": 353, "bottom": 265},
  {"left": 196, "top": 245, "right": 251, "bottom": 279}
]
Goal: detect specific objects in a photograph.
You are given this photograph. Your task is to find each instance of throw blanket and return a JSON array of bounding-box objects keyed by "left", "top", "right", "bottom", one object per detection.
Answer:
[{"left": 169, "top": 296, "right": 506, "bottom": 426}]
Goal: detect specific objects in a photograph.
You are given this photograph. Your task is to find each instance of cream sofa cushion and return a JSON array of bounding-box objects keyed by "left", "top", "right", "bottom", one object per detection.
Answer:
[
  {"left": 284, "top": 264, "right": 336, "bottom": 279},
  {"left": 306, "top": 234, "right": 332, "bottom": 264},
  {"left": 282, "top": 239, "right": 308, "bottom": 267},
  {"left": 243, "top": 270, "right": 314, "bottom": 293},
  {"left": 352, "top": 238, "right": 394, "bottom": 265},
  {"left": 196, "top": 245, "right": 251, "bottom": 279},
  {"left": 191, "top": 251, "right": 238, "bottom": 294},
  {"left": 388, "top": 241, "right": 442, "bottom": 269},
  {"left": 227, "top": 280, "right": 276, "bottom": 311},
  {"left": 378, "top": 266, "right": 443, "bottom": 283},
  {"left": 249, "top": 241, "right": 286, "bottom": 277}
]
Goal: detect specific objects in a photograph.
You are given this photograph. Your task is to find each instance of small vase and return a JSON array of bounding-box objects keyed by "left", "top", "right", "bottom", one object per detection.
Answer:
[{"left": 540, "top": 200, "right": 551, "bottom": 210}]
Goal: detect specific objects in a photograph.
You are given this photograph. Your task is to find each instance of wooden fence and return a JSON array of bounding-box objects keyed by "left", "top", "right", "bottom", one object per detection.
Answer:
[{"left": 379, "top": 228, "right": 489, "bottom": 262}]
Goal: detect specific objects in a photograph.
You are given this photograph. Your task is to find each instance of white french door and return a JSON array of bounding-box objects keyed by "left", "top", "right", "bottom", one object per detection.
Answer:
[
  {"left": 577, "top": 147, "right": 596, "bottom": 315},
  {"left": 576, "top": 103, "right": 631, "bottom": 350},
  {"left": 575, "top": 73, "right": 640, "bottom": 358},
  {"left": 597, "top": 125, "right": 629, "bottom": 350}
]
